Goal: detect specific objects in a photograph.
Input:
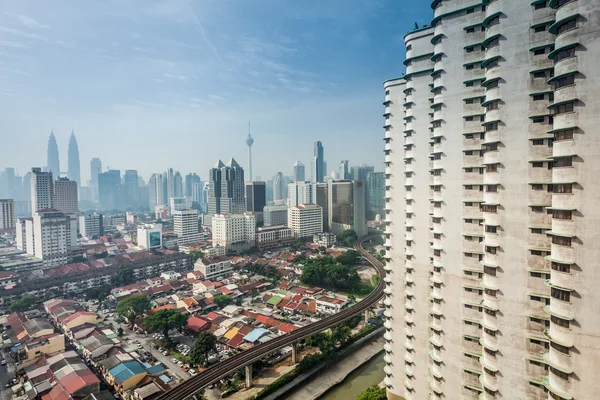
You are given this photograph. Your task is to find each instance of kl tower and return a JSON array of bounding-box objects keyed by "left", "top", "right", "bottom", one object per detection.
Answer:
[{"left": 246, "top": 122, "right": 254, "bottom": 181}]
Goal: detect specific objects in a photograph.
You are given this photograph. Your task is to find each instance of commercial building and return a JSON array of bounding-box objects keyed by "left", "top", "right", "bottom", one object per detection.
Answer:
[
  {"left": 194, "top": 256, "right": 233, "bottom": 281},
  {"left": 245, "top": 181, "right": 266, "bottom": 212},
  {"left": 287, "top": 181, "right": 315, "bottom": 208},
  {"left": 311, "top": 141, "right": 325, "bottom": 183},
  {"left": 0, "top": 199, "right": 14, "bottom": 229},
  {"left": 169, "top": 197, "right": 191, "bottom": 214},
  {"left": 256, "top": 225, "right": 294, "bottom": 250},
  {"left": 207, "top": 159, "right": 246, "bottom": 219},
  {"left": 98, "top": 170, "right": 122, "bottom": 210},
  {"left": 137, "top": 224, "right": 162, "bottom": 249},
  {"left": 288, "top": 204, "right": 323, "bottom": 238},
  {"left": 327, "top": 180, "right": 367, "bottom": 237},
  {"left": 53, "top": 177, "right": 78, "bottom": 214},
  {"left": 47, "top": 131, "right": 60, "bottom": 178},
  {"left": 292, "top": 161, "right": 305, "bottom": 182},
  {"left": 90, "top": 157, "right": 102, "bottom": 202},
  {"left": 383, "top": 3, "right": 600, "bottom": 400},
  {"left": 67, "top": 131, "right": 81, "bottom": 188},
  {"left": 30, "top": 167, "right": 53, "bottom": 215},
  {"left": 173, "top": 209, "right": 201, "bottom": 244},
  {"left": 273, "top": 172, "right": 286, "bottom": 202},
  {"left": 338, "top": 160, "right": 351, "bottom": 180},
  {"left": 123, "top": 169, "right": 139, "bottom": 207},
  {"left": 211, "top": 213, "right": 256, "bottom": 253},
  {"left": 79, "top": 212, "right": 104, "bottom": 239},
  {"left": 367, "top": 171, "right": 385, "bottom": 220},
  {"left": 351, "top": 164, "right": 374, "bottom": 183},
  {"left": 263, "top": 204, "right": 288, "bottom": 227}
]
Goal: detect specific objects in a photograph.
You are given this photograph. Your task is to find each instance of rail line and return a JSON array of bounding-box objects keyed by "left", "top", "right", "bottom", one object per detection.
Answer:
[{"left": 156, "top": 235, "right": 385, "bottom": 400}]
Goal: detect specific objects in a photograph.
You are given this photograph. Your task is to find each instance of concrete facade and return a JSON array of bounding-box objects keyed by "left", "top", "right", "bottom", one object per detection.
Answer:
[
  {"left": 0, "top": 199, "right": 15, "bottom": 229},
  {"left": 53, "top": 177, "right": 78, "bottom": 214},
  {"left": 173, "top": 209, "right": 201, "bottom": 244},
  {"left": 385, "top": 2, "right": 600, "bottom": 400},
  {"left": 211, "top": 213, "right": 256, "bottom": 253},
  {"left": 288, "top": 204, "right": 323, "bottom": 238}
]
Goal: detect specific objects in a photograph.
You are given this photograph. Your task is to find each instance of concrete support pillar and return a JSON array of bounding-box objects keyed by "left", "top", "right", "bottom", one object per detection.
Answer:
[
  {"left": 245, "top": 364, "right": 253, "bottom": 388},
  {"left": 364, "top": 309, "right": 370, "bottom": 324},
  {"left": 291, "top": 342, "right": 298, "bottom": 364}
]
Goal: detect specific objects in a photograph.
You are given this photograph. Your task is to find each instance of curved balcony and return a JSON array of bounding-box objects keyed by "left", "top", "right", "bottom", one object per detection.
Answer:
[
  {"left": 430, "top": 379, "right": 443, "bottom": 395},
  {"left": 549, "top": 267, "right": 576, "bottom": 291},
  {"left": 430, "top": 302, "right": 443, "bottom": 316},
  {"left": 482, "top": 208, "right": 501, "bottom": 226},
  {"left": 553, "top": 55, "right": 578, "bottom": 83},
  {"left": 384, "top": 309, "right": 392, "bottom": 318},
  {"left": 482, "top": 148, "right": 501, "bottom": 165},
  {"left": 384, "top": 297, "right": 392, "bottom": 307},
  {"left": 479, "top": 352, "right": 499, "bottom": 374},
  {"left": 481, "top": 273, "right": 499, "bottom": 291},
  {"left": 405, "top": 299, "right": 414, "bottom": 311},
  {"left": 405, "top": 338, "right": 414, "bottom": 351},
  {"left": 483, "top": 312, "right": 499, "bottom": 332},
  {"left": 482, "top": 290, "right": 499, "bottom": 311},
  {"left": 481, "top": 371, "right": 499, "bottom": 393},
  {"left": 483, "top": 229, "right": 501, "bottom": 247},
  {"left": 384, "top": 331, "right": 393, "bottom": 342},
  {"left": 384, "top": 365, "right": 393, "bottom": 376},
  {"left": 384, "top": 342, "right": 392, "bottom": 353},
  {"left": 547, "top": 367, "right": 573, "bottom": 397},
  {"left": 547, "top": 323, "right": 574, "bottom": 348},
  {"left": 404, "top": 313, "right": 414, "bottom": 325},
  {"left": 404, "top": 378, "right": 414, "bottom": 391},
  {"left": 545, "top": 299, "right": 574, "bottom": 321},
  {"left": 431, "top": 286, "right": 443, "bottom": 300},
  {"left": 483, "top": 190, "right": 501, "bottom": 207},
  {"left": 384, "top": 376, "right": 393, "bottom": 388},
  {"left": 383, "top": 351, "right": 392, "bottom": 363},
  {"left": 550, "top": 243, "right": 575, "bottom": 265},
  {"left": 549, "top": 346, "right": 574, "bottom": 376}
]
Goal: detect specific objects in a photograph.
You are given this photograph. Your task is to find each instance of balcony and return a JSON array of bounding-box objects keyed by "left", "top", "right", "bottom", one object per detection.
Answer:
[{"left": 546, "top": 298, "right": 574, "bottom": 321}]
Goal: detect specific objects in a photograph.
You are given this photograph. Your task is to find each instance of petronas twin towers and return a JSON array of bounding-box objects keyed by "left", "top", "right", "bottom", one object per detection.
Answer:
[{"left": 46, "top": 130, "right": 80, "bottom": 187}]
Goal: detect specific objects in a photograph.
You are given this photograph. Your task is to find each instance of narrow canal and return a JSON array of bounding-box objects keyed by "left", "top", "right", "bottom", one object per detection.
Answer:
[{"left": 318, "top": 351, "right": 386, "bottom": 400}]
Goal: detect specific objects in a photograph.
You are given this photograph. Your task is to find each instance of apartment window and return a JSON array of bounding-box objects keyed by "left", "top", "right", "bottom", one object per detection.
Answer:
[
  {"left": 554, "top": 156, "right": 573, "bottom": 168},
  {"left": 432, "top": 87, "right": 442, "bottom": 95},
  {"left": 532, "top": 162, "right": 545, "bottom": 168},
  {"left": 486, "top": 185, "right": 498, "bottom": 193},
  {"left": 530, "top": 272, "right": 547, "bottom": 278},
  {"left": 487, "top": 37, "right": 500, "bottom": 48},
  {"left": 467, "top": 7, "right": 475, "bottom": 14},
  {"left": 484, "top": 266, "right": 497, "bottom": 276},
  {"left": 531, "top": 228, "right": 545, "bottom": 234},
  {"left": 485, "top": 225, "right": 498, "bottom": 233},
  {"left": 465, "top": 98, "right": 475, "bottom": 104},
  {"left": 555, "top": 74, "right": 575, "bottom": 89},
  {"left": 556, "top": 19, "right": 577, "bottom": 35},
  {"left": 551, "top": 315, "right": 570, "bottom": 328},
  {"left": 533, "top": 71, "right": 546, "bottom": 78},
  {"left": 466, "top": 27, "right": 475, "bottom": 33},
  {"left": 434, "top": 249, "right": 441, "bottom": 257},
  {"left": 532, "top": 116, "right": 545, "bottom": 123},
  {"left": 552, "top": 262, "right": 571, "bottom": 273},
  {"left": 532, "top": 94, "right": 545, "bottom": 101},
  {"left": 551, "top": 342, "right": 570, "bottom": 355},
  {"left": 553, "top": 183, "right": 573, "bottom": 194},
  {"left": 466, "top": 46, "right": 475, "bottom": 53},
  {"left": 551, "top": 367, "right": 570, "bottom": 382},
  {"left": 530, "top": 295, "right": 550, "bottom": 304},
  {"left": 552, "top": 101, "right": 575, "bottom": 115},
  {"left": 534, "top": 1, "right": 547, "bottom": 9},
  {"left": 406, "top": 44, "right": 412, "bottom": 51},
  {"left": 551, "top": 287, "right": 571, "bottom": 302},
  {"left": 485, "top": 121, "right": 499, "bottom": 132},
  {"left": 432, "top": 185, "right": 442, "bottom": 192},
  {"left": 530, "top": 316, "right": 550, "bottom": 327},
  {"left": 486, "top": 246, "right": 498, "bottom": 254},
  {"left": 481, "top": 204, "right": 498, "bottom": 213},
  {"left": 485, "top": 288, "right": 497, "bottom": 298},
  {"left": 486, "top": 80, "right": 499, "bottom": 90},
  {"left": 486, "top": 102, "right": 499, "bottom": 112},
  {"left": 385, "top": 90, "right": 390, "bottom": 95},
  {"left": 432, "top": 217, "right": 442, "bottom": 224},
  {"left": 534, "top": 48, "right": 546, "bottom": 56},
  {"left": 554, "top": 46, "right": 576, "bottom": 63},
  {"left": 552, "top": 235, "right": 572, "bottom": 247},
  {"left": 488, "top": 16, "right": 500, "bottom": 28},
  {"left": 432, "top": 121, "right": 442, "bottom": 128},
  {"left": 466, "top": 64, "right": 475, "bottom": 70},
  {"left": 486, "top": 58, "right": 499, "bottom": 69},
  {"left": 535, "top": 25, "right": 546, "bottom": 33},
  {"left": 465, "top": 81, "right": 475, "bottom": 87}
]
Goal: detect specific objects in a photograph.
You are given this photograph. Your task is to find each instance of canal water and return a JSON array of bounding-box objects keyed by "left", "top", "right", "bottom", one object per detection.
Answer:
[{"left": 318, "top": 351, "right": 387, "bottom": 400}]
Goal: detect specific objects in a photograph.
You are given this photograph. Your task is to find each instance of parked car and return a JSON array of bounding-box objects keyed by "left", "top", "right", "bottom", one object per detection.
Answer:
[{"left": 0, "top": 359, "right": 7, "bottom": 366}]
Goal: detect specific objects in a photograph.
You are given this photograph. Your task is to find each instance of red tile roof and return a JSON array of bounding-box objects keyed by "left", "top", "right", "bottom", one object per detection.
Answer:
[
  {"left": 226, "top": 333, "right": 245, "bottom": 348},
  {"left": 60, "top": 369, "right": 100, "bottom": 394},
  {"left": 205, "top": 312, "right": 223, "bottom": 321},
  {"left": 186, "top": 316, "right": 210, "bottom": 333},
  {"left": 278, "top": 323, "right": 299, "bottom": 334}
]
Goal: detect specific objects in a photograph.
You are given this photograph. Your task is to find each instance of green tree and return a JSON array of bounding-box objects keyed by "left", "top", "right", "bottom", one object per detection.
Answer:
[
  {"left": 190, "top": 250, "right": 205, "bottom": 264},
  {"left": 318, "top": 246, "right": 326, "bottom": 252},
  {"left": 9, "top": 294, "right": 37, "bottom": 312},
  {"left": 117, "top": 327, "right": 124, "bottom": 337},
  {"left": 190, "top": 332, "right": 217, "bottom": 366},
  {"left": 332, "top": 324, "right": 352, "bottom": 347},
  {"left": 356, "top": 384, "right": 387, "bottom": 400},
  {"left": 337, "top": 250, "right": 360, "bottom": 266},
  {"left": 111, "top": 266, "right": 135, "bottom": 287},
  {"left": 348, "top": 294, "right": 357, "bottom": 303},
  {"left": 144, "top": 310, "right": 188, "bottom": 339},
  {"left": 338, "top": 229, "right": 358, "bottom": 247},
  {"left": 86, "top": 285, "right": 111, "bottom": 302},
  {"left": 212, "top": 294, "right": 233, "bottom": 309},
  {"left": 116, "top": 295, "right": 151, "bottom": 328}
]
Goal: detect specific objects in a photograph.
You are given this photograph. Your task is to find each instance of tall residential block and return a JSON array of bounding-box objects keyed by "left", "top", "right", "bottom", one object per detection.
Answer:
[
  {"left": 263, "top": 204, "right": 288, "bottom": 227},
  {"left": 90, "top": 157, "right": 102, "bottom": 201},
  {"left": 98, "top": 170, "right": 121, "bottom": 210},
  {"left": 52, "top": 177, "right": 78, "bottom": 214},
  {"left": 79, "top": 212, "right": 104, "bottom": 239},
  {"left": 185, "top": 173, "right": 201, "bottom": 198},
  {"left": 384, "top": 3, "right": 600, "bottom": 400},
  {"left": 0, "top": 199, "right": 15, "bottom": 230},
  {"left": 327, "top": 180, "right": 367, "bottom": 237},
  {"left": 288, "top": 204, "right": 323, "bottom": 238},
  {"left": 173, "top": 209, "right": 201, "bottom": 244},
  {"left": 31, "top": 209, "right": 76, "bottom": 267},
  {"left": 31, "top": 168, "right": 53, "bottom": 216}
]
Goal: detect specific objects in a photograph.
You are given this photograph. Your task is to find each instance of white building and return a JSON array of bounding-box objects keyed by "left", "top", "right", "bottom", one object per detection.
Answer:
[
  {"left": 256, "top": 225, "right": 294, "bottom": 250},
  {"left": 203, "top": 245, "right": 226, "bottom": 257},
  {"left": 173, "top": 209, "right": 201, "bottom": 244},
  {"left": 170, "top": 197, "right": 192, "bottom": 214},
  {"left": 0, "top": 199, "right": 15, "bottom": 230},
  {"left": 15, "top": 217, "right": 30, "bottom": 252},
  {"left": 288, "top": 204, "right": 323, "bottom": 238},
  {"left": 327, "top": 180, "right": 367, "bottom": 237},
  {"left": 263, "top": 204, "right": 288, "bottom": 227},
  {"left": 313, "top": 232, "right": 336, "bottom": 248},
  {"left": 137, "top": 223, "right": 162, "bottom": 249},
  {"left": 384, "top": 3, "right": 600, "bottom": 400},
  {"left": 30, "top": 209, "right": 76, "bottom": 268},
  {"left": 287, "top": 181, "right": 315, "bottom": 208},
  {"left": 30, "top": 168, "right": 53, "bottom": 216},
  {"left": 79, "top": 212, "right": 103, "bottom": 239},
  {"left": 211, "top": 213, "right": 256, "bottom": 253},
  {"left": 194, "top": 256, "right": 233, "bottom": 281},
  {"left": 52, "top": 177, "right": 78, "bottom": 214}
]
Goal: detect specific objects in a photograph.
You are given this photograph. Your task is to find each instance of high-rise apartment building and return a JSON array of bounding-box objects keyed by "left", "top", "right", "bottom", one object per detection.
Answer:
[
  {"left": 246, "top": 181, "right": 266, "bottom": 212},
  {"left": 273, "top": 172, "right": 286, "bottom": 202},
  {"left": 287, "top": 181, "right": 315, "bottom": 208},
  {"left": 30, "top": 209, "right": 76, "bottom": 267},
  {"left": 173, "top": 171, "right": 183, "bottom": 198},
  {"left": 166, "top": 168, "right": 175, "bottom": 200},
  {"left": 288, "top": 204, "right": 323, "bottom": 238},
  {"left": 47, "top": 131, "right": 60, "bottom": 177},
  {"left": 170, "top": 197, "right": 192, "bottom": 214},
  {"left": 0, "top": 199, "right": 15, "bottom": 230},
  {"left": 52, "top": 177, "right": 78, "bottom": 214},
  {"left": 67, "top": 131, "right": 80, "bottom": 188},
  {"left": 79, "top": 212, "right": 103, "bottom": 239},
  {"left": 315, "top": 183, "right": 329, "bottom": 232},
  {"left": 31, "top": 168, "right": 53, "bottom": 216},
  {"left": 384, "top": 3, "right": 599, "bottom": 400},
  {"left": 327, "top": 180, "right": 367, "bottom": 237},
  {"left": 211, "top": 213, "right": 256, "bottom": 253},
  {"left": 263, "top": 204, "right": 288, "bottom": 227},
  {"left": 173, "top": 209, "right": 201, "bottom": 244},
  {"left": 90, "top": 158, "right": 102, "bottom": 201},
  {"left": 367, "top": 171, "right": 385, "bottom": 220},
  {"left": 292, "top": 161, "right": 306, "bottom": 182},
  {"left": 311, "top": 141, "right": 325, "bottom": 183}
]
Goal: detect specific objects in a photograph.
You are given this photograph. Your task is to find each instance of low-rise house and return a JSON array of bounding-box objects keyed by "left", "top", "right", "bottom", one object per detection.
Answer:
[
  {"left": 176, "top": 297, "right": 202, "bottom": 314},
  {"left": 80, "top": 334, "right": 116, "bottom": 363},
  {"left": 221, "top": 305, "right": 243, "bottom": 317},
  {"left": 193, "top": 256, "right": 232, "bottom": 281},
  {"left": 316, "top": 296, "right": 347, "bottom": 315},
  {"left": 0, "top": 271, "right": 19, "bottom": 287},
  {"left": 126, "top": 375, "right": 170, "bottom": 400},
  {"left": 61, "top": 312, "right": 100, "bottom": 332},
  {"left": 13, "top": 333, "right": 65, "bottom": 370},
  {"left": 186, "top": 316, "right": 210, "bottom": 334}
]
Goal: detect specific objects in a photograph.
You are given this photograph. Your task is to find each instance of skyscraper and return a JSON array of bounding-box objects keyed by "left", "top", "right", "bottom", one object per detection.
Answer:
[
  {"left": 52, "top": 177, "right": 78, "bottom": 214},
  {"left": 246, "top": 181, "right": 266, "bottom": 212},
  {"left": 166, "top": 168, "right": 174, "bottom": 199},
  {"left": 47, "top": 131, "right": 60, "bottom": 177},
  {"left": 246, "top": 127, "right": 255, "bottom": 181},
  {"left": 67, "top": 131, "right": 80, "bottom": 188},
  {"left": 366, "top": 172, "right": 385, "bottom": 220},
  {"left": 30, "top": 167, "right": 53, "bottom": 215},
  {"left": 0, "top": 199, "right": 15, "bottom": 230},
  {"left": 292, "top": 161, "right": 305, "bottom": 182},
  {"left": 124, "top": 170, "right": 139, "bottom": 207},
  {"left": 148, "top": 173, "right": 164, "bottom": 208},
  {"left": 311, "top": 141, "right": 324, "bottom": 183},
  {"left": 287, "top": 181, "right": 315, "bottom": 208},
  {"left": 173, "top": 171, "right": 183, "bottom": 198},
  {"left": 327, "top": 180, "right": 366, "bottom": 237},
  {"left": 90, "top": 158, "right": 102, "bottom": 201},
  {"left": 98, "top": 170, "right": 121, "bottom": 210},
  {"left": 384, "top": 3, "right": 599, "bottom": 400},
  {"left": 351, "top": 164, "right": 374, "bottom": 183},
  {"left": 207, "top": 160, "right": 224, "bottom": 218},
  {"left": 339, "top": 160, "right": 350, "bottom": 180},
  {"left": 273, "top": 172, "right": 285, "bottom": 202},
  {"left": 185, "top": 173, "right": 201, "bottom": 198},
  {"left": 208, "top": 159, "right": 246, "bottom": 217}
]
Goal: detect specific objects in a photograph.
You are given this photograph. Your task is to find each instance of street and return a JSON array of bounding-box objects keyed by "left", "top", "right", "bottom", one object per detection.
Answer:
[{"left": 0, "top": 348, "right": 14, "bottom": 400}]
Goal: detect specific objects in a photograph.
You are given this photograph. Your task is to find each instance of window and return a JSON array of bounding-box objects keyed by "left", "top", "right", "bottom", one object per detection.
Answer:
[
  {"left": 552, "top": 101, "right": 574, "bottom": 115},
  {"left": 553, "top": 183, "right": 573, "bottom": 193},
  {"left": 406, "top": 44, "right": 412, "bottom": 51},
  {"left": 434, "top": 249, "right": 441, "bottom": 257},
  {"left": 534, "top": 1, "right": 547, "bottom": 9},
  {"left": 534, "top": 48, "right": 546, "bottom": 56},
  {"left": 467, "top": 7, "right": 475, "bottom": 14},
  {"left": 487, "top": 37, "right": 500, "bottom": 48},
  {"left": 554, "top": 157, "right": 573, "bottom": 167},
  {"left": 555, "top": 74, "right": 575, "bottom": 89},
  {"left": 551, "top": 341, "right": 570, "bottom": 355},
  {"left": 556, "top": 19, "right": 577, "bottom": 35},
  {"left": 530, "top": 295, "right": 550, "bottom": 304},
  {"left": 486, "top": 246, "right": 498, "bottom": 254},
  {"left": 532, "top": 116, "right": 545, "bottom": 123},
  {"left": 385, "top": 90, "right": 390, "bottom": 95},
  {"left": 488, "top": 16, "right": 500, "bottom": 28},
  {"left": 486, "top": 185, "right": 498, "bottom": 192},
  {"left": 466, "top": 46, "right": 475, "bottom": 53},
  {"left": 532, "top": 94, "right": 545, "bottom": 101},
  {"left": 551, "top": 367, "right": 570, "bottom": 382},
  {"left": 486, "top": 225, "right": 498, "bottom": 234},
  {"left": 484, "top": 266, "right": 497, "bottom": 276},
  {"left": 552, "top": 235, "right": 572, "bottom": 247},
  {"left": 481, "top": 204, "right": 497, "bottom": 213},
  {"left": 466, "top": 64, "right": 475, "bottom": 70},
  {"left": 465, "top": 81, "right": 474, "bottom": 87},
  {"left": 532, "top": 162, "right": 544, "bottom": 168},
  {"left": 466, "top": 27, "right": 475, "bottom": 33},
  {"left": 486, "top": 163, "right": 499, "bottom": 173},
  {"left": 465, "top": 98, "right": 475, "bottom": 104},
  {"left": 533, "top": 139, "right": 545, "bottom": 146},
  {"left": 551, "top": 287, "right": 571, "bottom": 302},
  {"left": 554, "top": 46, "right": 576, "bottom": 63},
  {"left": 486, "top": 101, "right": 499, "bottom": 111},
  {"left": 485, "top": 122, "right": 499, "bottom": 131},
  {"left": 533, "top": 71, "right": 546, "bottom": 78},
  {"left": 433, "top": 121, "right": 442, "bottom": 128},
  {"left": 465, "top": 116, "right": 474, "bottom": 121},
  {"left": 484, "top": 327, "right": 497, "bottom": 336},
  {"left": 535, "top": 25, "right": 546, "bottom": 33},
  {"left": 486, "top": 80, "right": 499, "bottom": 89},
  {"left": 551, "top": 315, "right": 570, "bottom": 328},
  {"left": 486, "top": 58, "right": 499, "bottom": 69}
]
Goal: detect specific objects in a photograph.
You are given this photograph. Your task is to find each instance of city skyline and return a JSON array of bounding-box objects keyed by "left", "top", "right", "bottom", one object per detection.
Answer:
[{"left": 0, "top": 1, "right": 431, "bottom": 180}]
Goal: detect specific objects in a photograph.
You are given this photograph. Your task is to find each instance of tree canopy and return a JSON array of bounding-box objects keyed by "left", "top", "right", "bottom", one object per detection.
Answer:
[
  {"left": 212, "top": 294, "right": 233, "bottom": 309},
  {"left": 9, "top": 294, "right": 37, "bottom": 312},
  {"left": 86, "top": 285, "right": 111, "bottom": 302},
  {"left": 144, "top": 309, "right": 188, "bottom": 338},
  {"left": 300, "top": 256, "right": 361, "bottom": 291},
  {"left": 190, "top": 250, "right": 205, "bottom": 264},
  {"left": 337, "top": 250, "right": 360, "bottom": 266},
  {"left": 356, "top": 384, "right": 387, "bottom": 400},
  {"left": 190, "top": 332, "right": 217, "bottom": 366},
  {"left": 111, "top": 266, "right": 135, "bottom": 287},
  {"left": 116, "top": 295, "right": 151, "bottom": 327},
  {"left": 338, "top": 229, "right": 358, "bottom": 247}
]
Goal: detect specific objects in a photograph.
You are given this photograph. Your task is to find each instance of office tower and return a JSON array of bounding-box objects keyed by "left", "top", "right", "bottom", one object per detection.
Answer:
[
  {"left": 30, "top": 209, "right": 76, "bottom": 267},
  {"left": 201, "top": 182, "right": 209, "bottom": 212},
  {"left": 185, "top": 173, "right": 201, "bottom": 198},
  {"left": 338, "top": 160, "right": 350, "bottom": 180},
  {"left": 246, "top": 181, "right": 266, "bottom": 212},
  {"left": 90, "top": 158, "right": 102, "bottom": 201},
  {"left": 149, "top": 173, "right": 165, "bottom": 208},
  {"left": 266, "top": 179, "right": 274, "bottom": 203},
  {"left": 170, "top": 197, "right": 192, "bottom": 214},
  {"left": 79, "top": 212, "right": 103, "bottom": 239},
  {"left": 384, "top": 3, "right": 600, "bottom": 400},
  {"left": 47, "top": 131, "right": 60, "bottom": 177},
  {"left": 246, "top": 128, "right": 255, "bottom": 181},
  {"left": 207, "top": 160, "right": 224, "bottom": 217},
  {"left": 220, "top": 159, "right": 246, "bottom": 214},
  {"left": 192, "top": 182, "right": 203, "bottom": 205},
  {"left": 351, "top": 164, "right": 375, "bottom": 183},
  {"left": 367, "top": 172, "right": 385, "bottom": 220},
  {"left": 288, "top": 204, "right": 323, "bottom": 238},
  {"left": 124, "top": 170, "right": 139, "bottom": 207},
  {"left": 173, "top": 171, "right": 183, "bottom": 198},
  {"left": 315, "top": 183, "right": 329, "bottom": 232},
  {"left": 327, "top": 180, "right": 366, "bottom": 237},
  {"left": 211, "top": 212, "right": 256, "bottom": 253},
  {"left": 137, "top": 223, "right": 162, "bottom": 249},
  {"left": 287, "top": 181, "right": 315, "bottom": 208},
  {"left": 292, "top": 161, "right": 305, "bottom": 182},
  {"left": 52, "top": 177, "right": 78, "bottom": 214},
  {"left": 67, "top": 131, "right": 80, "bottom": 188},
  {"left": 0, "top": 199, "right": 15, "bottom": 229},
  {"left": 273, "top": 172, "right": 285, "bottom": 202},
  {"left": 166, "top": 168, "right": 174, "bottom": 199},
  {"left": 173, "top": 209, "right": 201, "bottom": 244},
  {"left": 30, "top": 168, "right": 53, "bottom": 216},
  {"left": 0, "top": 168, "right": 16, "bottom": 198},
  {"left": 311, "top": 141, "right": 324, "bottom": 183},
  {"left": 97, "top": 170, "right": 121, "bottom": 210},
  {"left": 263, "top": 204, "right": 288, "bottom": 227}
]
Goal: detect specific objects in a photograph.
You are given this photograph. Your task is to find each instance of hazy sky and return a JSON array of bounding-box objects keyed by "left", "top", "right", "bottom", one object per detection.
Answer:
[{"left": 0, "top": 0, "right": 430, "bottom": 183}]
